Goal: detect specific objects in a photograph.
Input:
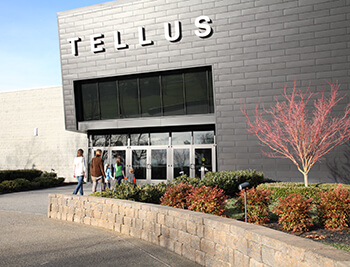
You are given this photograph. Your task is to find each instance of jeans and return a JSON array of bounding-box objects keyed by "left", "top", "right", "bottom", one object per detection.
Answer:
[
  {"left": 73, "top": 176, "right": 84, "bottom": 195},
  {"left": 116, "top": 175, "right": 123, "bottom": 185}
]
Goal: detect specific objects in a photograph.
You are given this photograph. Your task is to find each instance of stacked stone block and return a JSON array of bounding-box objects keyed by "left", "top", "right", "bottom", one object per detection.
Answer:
[{"left": 48, "top": 194, "right": 350, "bottom": 266}]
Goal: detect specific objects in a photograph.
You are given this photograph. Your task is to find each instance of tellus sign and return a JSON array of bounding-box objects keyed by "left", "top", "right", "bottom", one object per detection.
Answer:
[{"left": 67, "top": 16, "right": 213, "bottom": 56}]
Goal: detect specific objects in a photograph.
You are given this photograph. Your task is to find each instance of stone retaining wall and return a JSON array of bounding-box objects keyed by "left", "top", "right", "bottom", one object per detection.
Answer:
[{"left": 48, "top": 194, "right": 350, "bottom": 267}]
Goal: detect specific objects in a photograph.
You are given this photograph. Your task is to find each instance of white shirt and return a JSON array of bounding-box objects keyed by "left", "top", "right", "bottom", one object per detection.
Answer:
[{"left": 73, "top": 156, "right": 86, "bottom": 177}]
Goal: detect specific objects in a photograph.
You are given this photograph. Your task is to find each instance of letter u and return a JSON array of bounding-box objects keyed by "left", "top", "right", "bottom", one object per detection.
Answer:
[{"left": 164, "top": 21, "right": 182, "bottom": 42}]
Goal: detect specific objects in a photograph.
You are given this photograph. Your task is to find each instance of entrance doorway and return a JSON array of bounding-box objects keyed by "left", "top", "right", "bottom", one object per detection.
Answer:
[{"left": 88, "top": 129, "right": 216, "bottom": 182}]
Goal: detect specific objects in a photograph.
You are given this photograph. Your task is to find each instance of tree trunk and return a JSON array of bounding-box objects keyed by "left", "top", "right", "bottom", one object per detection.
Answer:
[{"left": 303, "top": 172, "right": 308, "bottom": 187}]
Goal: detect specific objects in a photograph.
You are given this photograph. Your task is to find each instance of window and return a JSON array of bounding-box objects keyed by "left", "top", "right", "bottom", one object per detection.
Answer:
[
  {"left": 172, "top": 132, "right": 191, "bottom": 145},
  {"left": 140, "top": 76, "right": 161, "bottom": 117},
  {"left": 81, "top": 83, "right": 99, "bottom": 120},
  {"left": 194, "top": 130, "right": 214, "bottom": 144},
  {"left": 99, "top": 81, "right": 118, "bottom": 119},
  {"left": 75, "top": 66, "right": 213, "bottom": 122},
  {"left": 119, "top": 79, "right": 139, "bottom": 118},
  {"left": 185, "top": 71, "right": 210, "bottom": 114},
  {"left": 150, "top": 133, "right": 169, "bottom": 146},
  {"left": 162, "top": 73, "right": 185, "bottom": 116}
]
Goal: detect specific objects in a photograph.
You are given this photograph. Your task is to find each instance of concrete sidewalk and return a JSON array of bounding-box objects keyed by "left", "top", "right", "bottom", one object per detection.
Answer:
[{"left": 0, "top": 184, "right": 200, "bottom": 267}]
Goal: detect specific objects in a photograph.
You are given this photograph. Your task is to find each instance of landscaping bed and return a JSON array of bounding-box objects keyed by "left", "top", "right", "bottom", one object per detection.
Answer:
[{"left": 90, "top": 170, "right": 350, "bottom": 253}]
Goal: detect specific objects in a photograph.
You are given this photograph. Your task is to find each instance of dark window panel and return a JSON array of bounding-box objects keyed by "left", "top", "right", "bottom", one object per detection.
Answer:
[
  {"left": 140, "top": 76, "right": 161, "bottom": 117},
  {"left": 208, "top": 71, "right": 214, "bottom": 113},
  {"left": 184, "top": 71, "right": 209, "bottom": 115},
  {"left": 81, "top": 83, "right": 100, "bottom": 120},
  {"left": 99, "top": 80, "right": 119, "bottom": 119},
  {"left": 162, "top": 74, "right": 185, "bottom": 116},
  {"left": 119, "top": 79, "right": 139, "bottom": 118}
]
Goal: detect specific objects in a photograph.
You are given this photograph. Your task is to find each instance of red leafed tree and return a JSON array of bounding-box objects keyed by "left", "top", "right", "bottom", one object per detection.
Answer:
[{"left": 241, "top": 80, "right": 350, "bottom": 187}]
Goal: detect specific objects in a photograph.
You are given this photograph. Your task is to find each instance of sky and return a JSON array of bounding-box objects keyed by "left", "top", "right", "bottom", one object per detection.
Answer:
[{"left": 0, "top": 0, "right": 110, "bottom": 92}]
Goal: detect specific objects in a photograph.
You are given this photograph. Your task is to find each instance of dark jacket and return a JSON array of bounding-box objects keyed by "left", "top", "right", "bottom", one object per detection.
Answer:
[{"left": 90, "top": 156, "right": 105, "bottom": 177}]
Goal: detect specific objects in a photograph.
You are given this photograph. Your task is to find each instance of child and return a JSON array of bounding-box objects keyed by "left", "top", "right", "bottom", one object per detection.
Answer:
[
  {"left": 104, "top": 163, "right": 113, "bottom": 189},
  {"left": 126, "top": 167, "right": 136, "bottom": 185}
]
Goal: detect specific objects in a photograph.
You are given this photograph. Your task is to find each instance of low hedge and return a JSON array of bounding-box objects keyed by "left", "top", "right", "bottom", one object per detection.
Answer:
[
  {"left": 256, "top": 182, "right": 350, "bottom": 202},
  {"left": 0, "top": 176, "right": 65, "bottom": 193},
  {"left": 0, "top": 169, "right": 43, "bottom": 183},
  {"left": 173, "top": 170, "right": 264, "bottom": 197},
  {"left": 90, "top": 182, "right": 168, "bottom": 204},
  {"left": 203, "top": 169, "right": 264, "bottom": 197}
]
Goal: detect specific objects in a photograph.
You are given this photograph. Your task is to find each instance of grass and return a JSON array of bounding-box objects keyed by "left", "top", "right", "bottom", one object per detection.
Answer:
[{"left": 322, "top": 243, "right": 350, "bottom": 253}]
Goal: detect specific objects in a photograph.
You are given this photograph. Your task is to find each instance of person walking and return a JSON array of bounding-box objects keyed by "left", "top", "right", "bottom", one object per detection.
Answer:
[
  {"left": 104, "top": 163, "right": 113, "bottom": 189},
  {"left": 73, "top": 148, "right": 86, "bottom": 195},
  {"left": 114, "top": 156, "right": 125, "bottom": 185},
  {"left": 90, "top": 149, "right": 105, "bottom": 193},
  {"left": 126, "top": 167, "right": 136, "bottom": 185}
]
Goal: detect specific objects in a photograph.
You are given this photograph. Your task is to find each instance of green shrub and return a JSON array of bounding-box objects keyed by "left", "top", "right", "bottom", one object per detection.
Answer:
[
  {"left": 187, "top": 185, "right": 228, "bottom": 216},
  {"left": 160, "top": 182, "right": 193, "bottom": 209},
  {"left": 256, "top": 182, "right": 350, "bottom": 202},
  {"left": 32, "top": 177, "right": 64, "bottom": 188},
  {"left": 317, "top": 184, "right": 350, "bottom": 230},
  {"left": 13, "top": 178, "right": 32, "bottom": 191},
  {"left": 0, "top": 169, "right": 43, "bottom": 182},
  {"left": 173, "top": 175, "right": 204, "bottom": 187},
  {"left": 273, "top": 193, "right": 314, "bottom": 232},
  {"left": 92, "top": 182, "right": 168, "bottom": 204},
  {"left": 138, "top": 182, "right": 167, "bottom": 204},
  {"left": 113, "top": 182, "right": 141, "bottom": 201},
  {"left": 203, "top": 169, "right": 264, "bottom": 197},
  {"left": 0, "top": 180, "right": 17, "bottom": 192},
  {"left": 40, "top": 172, "right": 57, "bottom": 178},
  {"left": 89, "top": 190, "right": 114, "bottom": 198},
  {"left": 237, "top": 187, "right": 272, "bottom": 224}
]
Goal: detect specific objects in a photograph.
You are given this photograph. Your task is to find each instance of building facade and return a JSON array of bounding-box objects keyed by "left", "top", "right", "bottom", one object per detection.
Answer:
[
  {"left": 0, "top": 87, "right": 87, "bottom": 181},
  {"left": 58, "top": 0, "right": 350, "bottom": 184}
]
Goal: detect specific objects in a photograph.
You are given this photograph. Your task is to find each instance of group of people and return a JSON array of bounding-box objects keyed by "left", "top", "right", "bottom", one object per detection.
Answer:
[{"left": 72, "top": 148, "right": 136, "bottom": 195}]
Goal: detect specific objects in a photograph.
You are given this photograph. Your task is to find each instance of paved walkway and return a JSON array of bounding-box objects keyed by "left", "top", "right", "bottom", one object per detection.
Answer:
[{"left": 0, "top": 184, "right": 200, "bottom": 267}]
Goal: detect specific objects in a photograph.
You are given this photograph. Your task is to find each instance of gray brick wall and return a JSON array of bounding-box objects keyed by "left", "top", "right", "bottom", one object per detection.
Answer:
[{"left": 58, "top": 0, "right": 350, "bottom": 183}]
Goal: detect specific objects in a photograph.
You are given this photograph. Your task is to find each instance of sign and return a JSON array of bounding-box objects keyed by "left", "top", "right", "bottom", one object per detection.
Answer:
[{"left": 67, "top": 16, "right": 213, "bottom": 56}]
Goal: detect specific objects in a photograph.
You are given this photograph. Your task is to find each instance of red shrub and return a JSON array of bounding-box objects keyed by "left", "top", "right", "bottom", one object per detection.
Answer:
[
  {"left": 187, "top": 185, "right": 228, "bottom": 217},
  {"left": 317, "top": 184, "right": 350, "bottom": 230},
  {"left": 160, "top": 182, "right": 192, "bottom": 209},
  {"left": 273, "top": 193, "right": 313, "bottom": 232},
  {"left": 238, "top": 187, "right": 272, "bottom": 224}
]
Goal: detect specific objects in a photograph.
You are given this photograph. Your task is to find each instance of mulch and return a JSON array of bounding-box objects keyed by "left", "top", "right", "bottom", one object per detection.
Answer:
[{"left": 262, "top": 222, "right": 350, "bottom": 245}]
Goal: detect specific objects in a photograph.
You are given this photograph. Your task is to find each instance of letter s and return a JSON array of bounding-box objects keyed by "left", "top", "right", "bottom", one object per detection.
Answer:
[{"left": 194, "top": 16, "right": 212, "bottom": 38}]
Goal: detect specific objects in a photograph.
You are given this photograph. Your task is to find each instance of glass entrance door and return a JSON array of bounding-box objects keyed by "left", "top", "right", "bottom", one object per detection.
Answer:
[
  {"left": 194, "top": 148, "right": 213, "bottom": 178},
  {"left": 89, "top": 130, "right": 216, "bottom": 182},
  {"left": 151, "top": 149, "right": 167, "bottom": 180},
  {"left": 132, "top": 149, "right": 147, "bottom": 180},
  {"left": 173, "top": 148, "right": 190, "bottom": 177}
]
